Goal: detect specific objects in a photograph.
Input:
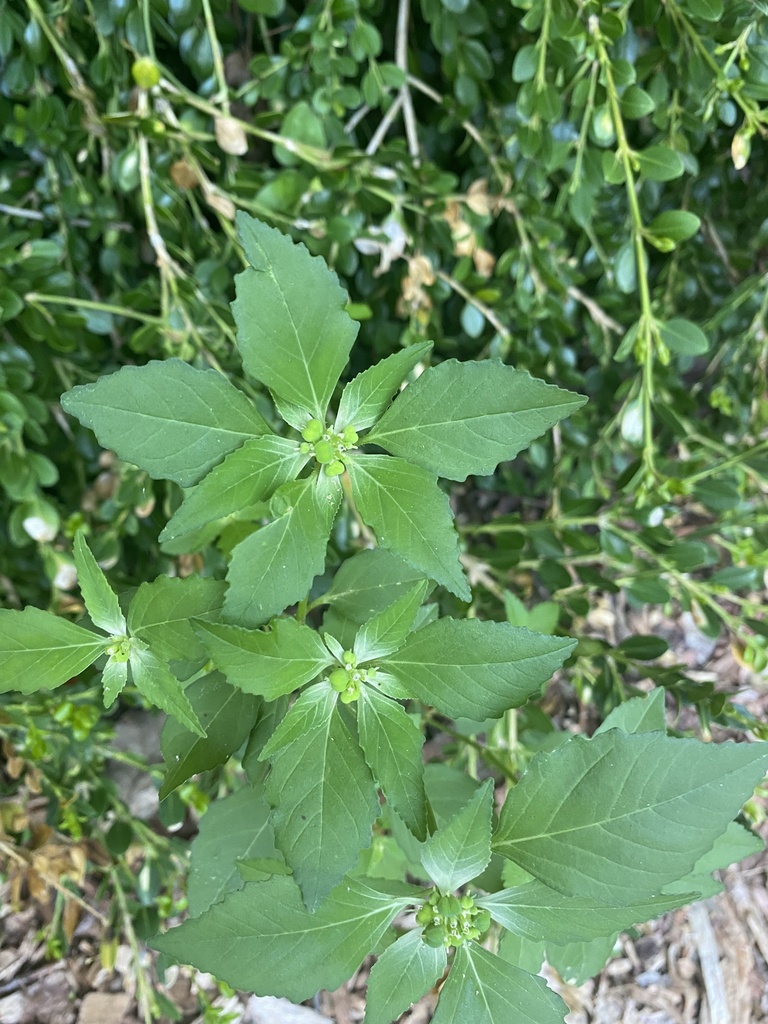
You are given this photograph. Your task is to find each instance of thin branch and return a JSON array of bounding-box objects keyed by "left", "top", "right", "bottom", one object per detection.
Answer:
[
  {"left": 435, "top": 269, "right": 512, "bottom": 346},
  {"left": 567, "top": 285, "right": 623, "bottom": 335},
  {"left": 396, "top": 0, "right": 420, "bottom": 163},
  {"left": 365, "top": 93, "right": 405, "bottom": 156},
  {"left": 345, "top": 103, "right": 372, "bottom": 134}
]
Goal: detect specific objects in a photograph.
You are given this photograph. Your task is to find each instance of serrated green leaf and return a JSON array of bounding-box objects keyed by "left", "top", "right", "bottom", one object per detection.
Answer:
[
  {"left": 420, "top": 779, "right": 493, "bottom": 891},
  {"left": 663, "top": 820, "right": 765, "bottom": 898},
  {"left": 160, "top": 672, "right": 261, "bottom": 799},
  {"left": 365, "top": 930, "right": 447, "bottom": 1024},
  {"left": 242, "top": 696, "right": 290, "bottom": 787},
  {"left": 102, "top": 657, "right": 128, "bottom": 707},
  {"left": 545, "top": 934, "right": 618, "bottom": 985},
  {"left": 128, "top": 576, "right": 226, "bottom": 667},
  {"left": 431, "top": 944, "right": 567, "bottom": 1024},
  {"left": 129, "top": 645, "right": 204, "bottom": 736},
  {"left": 478, "top": 880, "right": 693, "bottom": 945},
  {"left": 194, "top": 618, "right": 334, "bottom": 700},
  {"left": 233, "top": 215, "right": 359, "bottom": 421},
  {"left": 358, "top": 687, "right": 427, "bottom": 840},
  {"left": 322, "top": 550, "right": 428, "bottom": 647},
  {"left": 635, "top": 145, "right": 685, "bottom": 182},
  {"left": 159, "top": 436, "right": 308, "bottom": 547},
  {"left": 151, "top": 874, "right": 417, "bottom": 1001},
  {"left": 0, "top": 607, "right": 108, "bottom": 694},
  {"left": 335, "top": 341, "right": 433, "bottom": 432},
  {"left": 367, "top": 361, "right": 586, "bottom": 482},
  {"left": 493, "top": 732, "right": 768, "bottom": 903},
  {"left": 381, "top": 619, "right": 576, "bottom": 720},
  {"left": 594, "top": 688, "right": 666, "bottom": 735},
  {"left": 346, "top": 455, "right": 469, "bottom": 600},
  {"left": 496, "top": 930, "right": 546, "bottom": 978},
  {"left": 73, "top": 532, "right": 125, "bottom": 635},
  {"left": 224, "top": 473, "right": 341, "bottom": 628},
  {"left": 354, "top": 581, "right": 429, "bottom": 662},
  {"left": 323, "top": 549, "right": 427, "bottom": 616},
  {"left": 61, "top": 360, "right": 269, "bottom": 487},
  {"left": 260, "top": 685, "right": 379, "bottom": 909},
  {"left": 187, "top": 782, "right": 284, "bottom": 916}
]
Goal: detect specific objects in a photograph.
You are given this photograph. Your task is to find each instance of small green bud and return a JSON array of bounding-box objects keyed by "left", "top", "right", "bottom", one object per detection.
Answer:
[
  {"left": 132, "top": 57, "right": 161, "bottom": 89},
  {"left": 460, "top": 894, "right": 475, "bottom": 910},
  {"left": 438, "top": 895, "right": 461, "bottom": 917},
  {"left": 341, "top": 425, "right": 359, "bottom": 446},
  {"left": 301, "top": 418, "right": 324, "bottom": 443},
  {"left": 428, "top": 890, "right": 441, "bottom": 906},
  {"left": 299, "top": 442, "right": 311, "bottom": 454},
  {"left": 339, "top": 685, "right": 359, "bottom": 704},
  {"left": 422, "top": 925, "right": 445, "bottom": 948},
  {"left": 328, "top": 668, "right": 349, "bottom": 692},
  {"left": 314, "top": 440, "right": 336, "bottom": 464},
  {"left": 325, "top": 459, "right": 345, "bottom": 476},
  {"left": 415, "top": 905, "right": 434, "bottom": 927},
  {"left": 474, "top": 909, "right": 492, "bottom": 935},
  {"left": 342, "top": 651, "right": 357, "bottom": 666}
]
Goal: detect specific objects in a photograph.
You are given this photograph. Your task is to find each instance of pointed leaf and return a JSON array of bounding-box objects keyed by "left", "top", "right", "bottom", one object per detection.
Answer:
[
  {"left": 663, "top": 820, "right": 765, "bottom": 898},
  {"left": 160, "top": 672, "right": 261, "bottom": 799},
  {"left": 354, "top": 581, "right": 429, "bottom": 662},
  {"left": 420, "top": 779, "right": 494, "bottom": 891},
  {"left": 151, "top": 874, "right": 417, "bottom": 1001},
  {"left": 260, "top": 686, "right": 379, "bottom": 909},
  {"left": 335, "top": 341, "right": 433, "bottom": 432},
  {"left": 478, "top": 880, "right": 694, "bottom": 945},
  {"left": 187, "top": 782, "right": 284, "bottom": 916},
  {"left": 367, "top": 360, "right": 587, "bottom": 481},
  {"left": 431, "top": 944, "right": 567, "bottom": 1024},
  {"left": 102, "top": 657, "right": 128, "bottom": 707},
  {"left": 129, "top": 646, "right": 204, "bottom": 736},
  {"left": 365, "top": 930, "right": 447, "bottom": 1024},
  {"left": 194, "top": 618, "right": 334, "bottom": 700},
  {"left": 224, "top": 473, "right": 341, "bottom": 628},
  {"left": 595, "top": 687, "right": 666, "bottom": 735},
  {"left": 493, "top": 732, "right": 768, "bottom": 903},
  {"left": 545, "top": 934, "right": 618, "bottom": 986},
  {"left": 346, "top": 454, "right": 469, "bottom": 600},
  {"left": 128, "top": 577, "right": 226, "bottom": 667},
  {"left": 323, "top": 549, "right": 427, "bottom": 617},
  {"left": 233, "top": 215, "right": 359, "bottom": 420},
  {"left": 159, "top": 436, "right": 308, "bottom": 547},
  {"left": 73, "top": 532, "right": 125, "bottom": 635},
  {"left": 322, "top": 549, "right": 428, "bottom": 648},
  {"left": 0, "top": 607, "right": 108, "bottom": 694},
  {"left": 61, "top": 360, "right": 269, "bottom": 487},
  {"left": 358, "top": 687, "right": 427, "bottom": 840},
  {"left": 381, "top": 619, "right": 576, "bottom": 720}
]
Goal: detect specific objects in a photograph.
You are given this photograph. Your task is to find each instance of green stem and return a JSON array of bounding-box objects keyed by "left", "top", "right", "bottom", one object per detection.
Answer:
[{"left": 25, "top": 293, "right": 163, "bottom": 326}]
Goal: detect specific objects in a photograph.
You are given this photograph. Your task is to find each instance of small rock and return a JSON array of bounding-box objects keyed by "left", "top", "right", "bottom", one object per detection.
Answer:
[
  {"left": 243, "top": 995, "right": 334, "bottom": 1024},
  {"left": 0, "top": 993, "right": 24, "bottom": 1024},
  {"left": 77, "top": 992, "right": 130, "bottom": 1024}
]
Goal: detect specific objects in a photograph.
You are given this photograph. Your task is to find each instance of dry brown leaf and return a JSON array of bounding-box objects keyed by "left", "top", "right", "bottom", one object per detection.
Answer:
[
  {"left": 170, "top": 160, "right": 200, "bottom": 190},
  {"left": 205, "top": 189, "right": 236, "bottom": 221}
]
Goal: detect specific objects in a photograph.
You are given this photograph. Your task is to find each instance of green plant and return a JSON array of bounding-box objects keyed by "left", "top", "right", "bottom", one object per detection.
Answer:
[{"left": 2, "top": 218, "right": 767, "bottom": 1020}]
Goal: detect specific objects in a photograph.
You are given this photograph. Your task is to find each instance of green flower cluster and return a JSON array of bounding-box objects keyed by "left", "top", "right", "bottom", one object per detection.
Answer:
[
  {"left": 299, "top": 419, "right": 358, "bottom": 477},
  {"left": 415, "top": 890, "right": 492, "bottom": 949},
  {"left": 327, "top": 650, "right": 376, "bottom": 704}
]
